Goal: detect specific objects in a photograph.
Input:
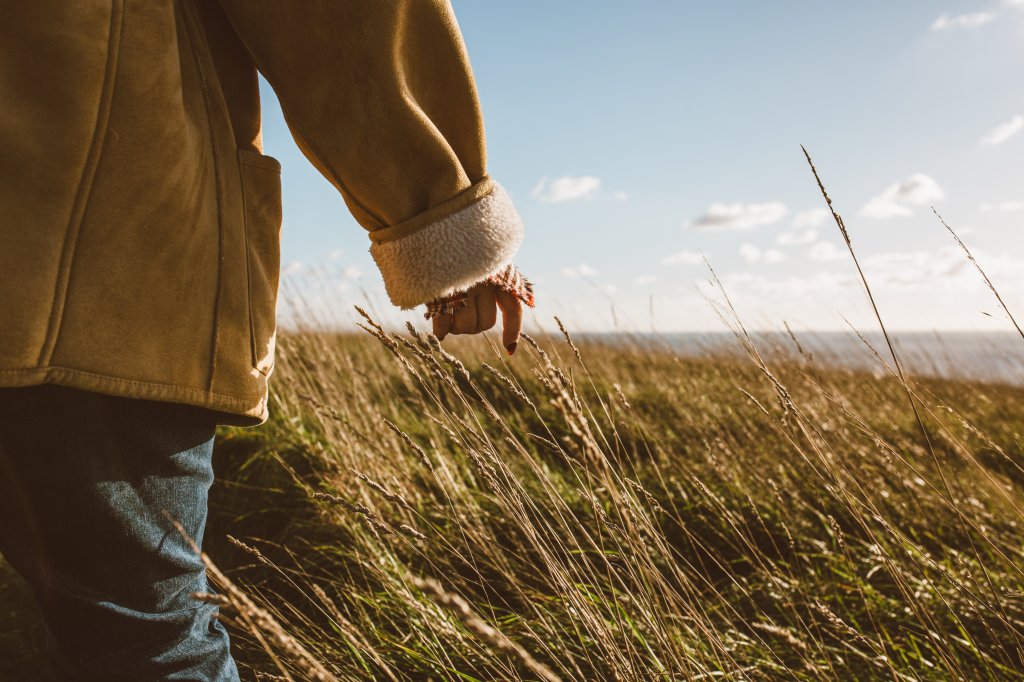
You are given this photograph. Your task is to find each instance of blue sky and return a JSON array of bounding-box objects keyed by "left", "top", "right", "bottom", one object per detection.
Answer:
[{"left": 264, "top": 1, "right": 1024, "bottom": 332}]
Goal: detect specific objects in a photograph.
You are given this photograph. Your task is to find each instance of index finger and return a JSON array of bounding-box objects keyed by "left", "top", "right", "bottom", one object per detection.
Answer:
[
  {"left": 495, "top": 290, "right": 523, "bottom": 355},
  {"left": 432, "top": 312, "right": 454, "bottom": 341}
]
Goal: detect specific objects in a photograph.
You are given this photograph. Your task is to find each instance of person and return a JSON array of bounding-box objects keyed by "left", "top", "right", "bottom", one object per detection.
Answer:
[{"left": 0, "top": 1, "right": 532, "bottom": 679}]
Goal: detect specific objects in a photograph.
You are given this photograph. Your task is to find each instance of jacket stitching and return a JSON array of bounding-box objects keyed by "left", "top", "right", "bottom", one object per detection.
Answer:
[
  {"left": 271, "top": 105, "right": 389, "bottom": 228},
  {"left": 179, "top": 0, "right": 227, "bottom": 394},
  {"left": 369, "top": 176, "right": 493, "bottom": 244},
  {"left": 207, "top": 8, "right": 389, "bottom": 228},
  {"left": 0, "top": 366, "right": 259, "bottom": 410},
  {"left": 36, "top": 0, "right": 126, "bottom": 366}
]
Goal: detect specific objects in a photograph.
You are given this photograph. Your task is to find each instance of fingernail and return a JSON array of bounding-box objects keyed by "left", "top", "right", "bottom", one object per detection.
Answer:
[{"left": 506, "top": 341, "right": 517, "bottom": 355}]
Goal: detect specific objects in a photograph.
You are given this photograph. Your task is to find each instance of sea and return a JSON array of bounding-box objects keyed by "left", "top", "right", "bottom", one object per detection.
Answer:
[{"left": 576, "top": 331, "right": 1024, "bottom": 387}]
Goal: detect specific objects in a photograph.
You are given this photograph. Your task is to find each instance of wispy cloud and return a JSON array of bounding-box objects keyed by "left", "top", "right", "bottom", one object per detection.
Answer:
[
  {"left": 740, "top": 243, "right": 785, "bottom": 264},
  {"left": 282, "top": 261, "right": 304, "bottom": 276},
  {"left": 981, "top": 200, "right": 1024, "bottom": 212},
  {"left": 531, "top": 176, "right": 602, "bottom": 203},
  {"left": 776, "top": 228, "right": 818, "bottom": 246},
  {"left": 931, "top": 12, "right": 996, "bottom": 30},
  {"left": 979, "top": 114, "right": 1024, "bottom": 146},
  {"left": 690, "top": 201, "right": 787, "bottom": 231},
  {"left": 633, "top": 275, "right": 657, "bottom": 286},
  {"left": 809, "top": 242, "right": 846, "bottom": 261},
  {"left": 861, "top": 249, "right": 968, "bottom": 289},
  {"left": 860, "top": 173, "right": 945, "bottom": 219},
  {"left": 661, "top": 250, "right": 703, "bottom": 266},
  {"left": 793, "top": 208, "right": 830, "bottom": 229},
  {"left": 561, "top": 263, "right": 598, "bottom": 278},
  {"left": 702, "top": 246, "right": 1024, "bottom": 300},
  {"left": 697, "top": 271, "right": 852, "bottom": 298},
  {"left": 845, "top": 247, "right": 1024, "bottom": 292}
]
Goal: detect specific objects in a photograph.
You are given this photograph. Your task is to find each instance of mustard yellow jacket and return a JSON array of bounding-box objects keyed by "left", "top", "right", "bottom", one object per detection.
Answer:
[{"left": 0, "top": 1, "right": 524, "bottom": 425}]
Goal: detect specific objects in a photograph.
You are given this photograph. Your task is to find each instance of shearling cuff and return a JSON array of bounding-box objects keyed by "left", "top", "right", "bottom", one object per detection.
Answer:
[
  {"left": 369, "top": 180, "right": 525, "bottom": 309},
  {"left": 423, "top": 264, "right": 535, "bottom": 319}
]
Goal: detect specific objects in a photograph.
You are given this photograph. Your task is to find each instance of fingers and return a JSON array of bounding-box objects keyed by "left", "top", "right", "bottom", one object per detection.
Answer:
[
  {"left": 477, "top": 289, "right": 498, "bottom": 332},
  {"left": 431, "top": 284, "right": 517, "bottom": 352},
  {"left": 432, "top": 312, "right": 454, "bottom": 341},
  {"left": 495, "top": 289, "right": 523, "bottom": 355},
  {"left": 450, "top": 291, "right": 478, "bottom": 335}
]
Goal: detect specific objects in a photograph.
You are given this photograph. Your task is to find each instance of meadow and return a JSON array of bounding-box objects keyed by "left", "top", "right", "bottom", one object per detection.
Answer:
[
  {"left": 2, "top": 165, "right": 1023, "bottom": 680},
  {"left": 9, "top": 315, "right": 1024, "bottom": 680}
]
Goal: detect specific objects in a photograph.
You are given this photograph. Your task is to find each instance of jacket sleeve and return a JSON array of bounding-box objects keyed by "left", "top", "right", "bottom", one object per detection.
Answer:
[{"left": 213, "top": 0, "right": 524, "bottom": 309}]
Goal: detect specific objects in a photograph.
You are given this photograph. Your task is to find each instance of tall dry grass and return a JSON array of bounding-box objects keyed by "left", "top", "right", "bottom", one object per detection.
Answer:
[
  {"left": 3, "top": 157, "right": 1022, "bottom": 681},
  {"left": 200, "top": 311, "right": 1023, "bottom": 681},
  {"left": 193, "top": 156, "right": 1024, "bottom": 681}
]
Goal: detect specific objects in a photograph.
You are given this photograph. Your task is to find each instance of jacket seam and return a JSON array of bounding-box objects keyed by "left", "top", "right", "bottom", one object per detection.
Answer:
[
  {"left": 0, "top": 366, "right": 259, "bottom": 409},
  {"left": 208, "top": 7, "right": 388, "bottom": 227},
  {"left": 179, "top": 0, "right": 227, "bottom": 394},
  {"left": 36, "top": 0, "right": 125, "bottom": 366},
  {"left": 238, "top": 153, "right": 257, "bottom": 372},
  {"left": 368, "top": 176, "right": 494, "bottom": 245},
  {"left": 271, "top": 101, "right": 389, "bottom": 228}
]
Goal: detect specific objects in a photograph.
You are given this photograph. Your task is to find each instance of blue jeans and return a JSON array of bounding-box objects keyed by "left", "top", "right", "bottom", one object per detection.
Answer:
[{"left": 0, "top": 385, "right": 240, "bottom": 681}]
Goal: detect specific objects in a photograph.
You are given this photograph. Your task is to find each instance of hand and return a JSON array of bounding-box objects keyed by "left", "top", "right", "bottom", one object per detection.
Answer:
[{"left": 431, "top": 282, "right": 523, "bottom": 355}]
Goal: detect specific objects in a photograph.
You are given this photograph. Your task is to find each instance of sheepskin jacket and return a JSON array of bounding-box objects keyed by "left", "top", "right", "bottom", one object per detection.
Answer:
[{"left": 0, "top": 0, "right": 524, "bottom": 425}]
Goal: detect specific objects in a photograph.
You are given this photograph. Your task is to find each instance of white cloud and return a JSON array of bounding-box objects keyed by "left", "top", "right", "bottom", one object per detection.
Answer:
[
  {"left": 809, "top": 241, "right": 846, "bottom": 261},
  {"left": 532, "top": 176, "right": 601, "bottom": 203},
  {"left": 696, "top": 247, "right": 1024, "bottom": 313},
  {"left": 690, "top": 201, "right": 788, "bottom": 231},
  {"left": 981, "top": 200, "right": 1024, "bottom": 212},
  {"left": 562, "top": 263, "right": 598, "bottom": 278},
  {"left": 739, "top": 244, "right": 760, "bottom": 263},
  {"left": 931, "top": 12, "right": 996, "bottom": 30},
  {"left": 862, "top": 249, "right": 968, "bottom": 289},
  {"left": 979, "top": 115, "right": 1024, "bottom": 146},
  {"left": 848, "top": 247, "right": 1024, "bottom": 292},
  {"left": 860, "top": 173, "right": 945, "bottom": 219},
  {"left": 634, "top": 275, "right": 657, "bottom": 285},
  {"left": 776, "top": 228, "right": 818, "bottom": 246},
  {"left": 661, "top": 250, "right": 703, "bottom": 266},
  {"left": 793, "top": 208, "right": 830, "bottom": 229},
  {"left": 342, "top": 266, "right": 363, "bottom": 279},
  {"left": 282, "top": 261, "right": 304, "bottom": 276},
  {"left": 740, "top": 243, "right": 785, "bottom": 264},
  {"left": 698, "top": 271, "right": 853, "bottom": 298},
  {"left": 611, "top": 191, "right": 628, "bottom": 201},
  {"left": 328, "top": 248, "right": 345, "bottom": 261}
]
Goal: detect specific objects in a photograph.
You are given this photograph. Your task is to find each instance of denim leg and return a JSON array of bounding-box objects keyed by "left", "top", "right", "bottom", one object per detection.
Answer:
[{"left": 0, "top": 386, "right": 240, "bottom": 682}]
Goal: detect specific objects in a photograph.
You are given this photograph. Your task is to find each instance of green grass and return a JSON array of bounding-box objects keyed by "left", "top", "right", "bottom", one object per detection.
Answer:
[
  {"left": 4, "top": 327, "right": 1024, "bottom": 680},
  {"left": 198, "top": 328, "right": 1024, "bottom": 680}
]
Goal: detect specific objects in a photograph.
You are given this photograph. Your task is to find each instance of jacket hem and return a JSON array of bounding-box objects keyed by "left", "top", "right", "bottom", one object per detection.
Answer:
[
  {"left": 0, "top": 366, "right": 266, "bottom": 427},
  {"left": 369, "top": 179, "right": 525, "bottom": 309}
]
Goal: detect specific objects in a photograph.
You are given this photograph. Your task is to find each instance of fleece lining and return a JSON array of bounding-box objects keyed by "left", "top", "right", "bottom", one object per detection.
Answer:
[{"left": 369, "top": 181, "right": 525, "bottom": 308}]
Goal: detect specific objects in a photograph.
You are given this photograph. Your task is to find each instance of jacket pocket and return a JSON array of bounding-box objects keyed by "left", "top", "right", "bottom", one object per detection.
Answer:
[{"left": 238, "top": 149, "right": 283, "bottom": 376}]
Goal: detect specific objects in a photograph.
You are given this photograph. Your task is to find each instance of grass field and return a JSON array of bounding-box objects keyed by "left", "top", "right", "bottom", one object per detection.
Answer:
[
  {"left": 10, "top": 316, "right": 1023, "bottom": 681},
  {"left": 3, "top": 160, "right": 1023, "bottom": 679}
]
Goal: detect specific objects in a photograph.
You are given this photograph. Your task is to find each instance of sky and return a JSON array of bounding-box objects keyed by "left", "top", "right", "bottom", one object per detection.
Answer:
[{"left": 262, "top": 0, "right": 1024, "bottom": 333}]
